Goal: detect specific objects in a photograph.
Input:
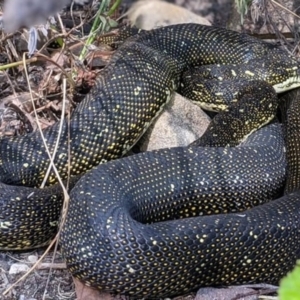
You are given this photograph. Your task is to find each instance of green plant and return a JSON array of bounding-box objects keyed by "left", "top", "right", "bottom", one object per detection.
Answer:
[
  {"left": 79, "top": 0, "right": 121, "bottom": 60},
  {"left": 235, "top": 0, "right": 253, "bottom": 23},
  {"left": 279, "top": 261, "right": 300, "bottom": 300}
]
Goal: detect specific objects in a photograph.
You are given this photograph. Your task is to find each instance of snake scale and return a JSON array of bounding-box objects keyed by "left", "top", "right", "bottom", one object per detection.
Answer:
[{"left": 1, "top": 24, "right": 300, "bottom": 298}]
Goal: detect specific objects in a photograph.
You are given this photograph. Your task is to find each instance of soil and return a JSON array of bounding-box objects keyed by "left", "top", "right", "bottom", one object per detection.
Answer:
[{"left": 1, "top": 249, "right": 75, "bottom": 300}]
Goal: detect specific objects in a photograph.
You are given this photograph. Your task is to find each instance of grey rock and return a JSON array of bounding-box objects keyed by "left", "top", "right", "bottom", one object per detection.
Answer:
[
  {"left": 138, "top": 93, "right": 210, "bottom": 151},
  {"left": 126, "top": 0, "right": 211, "bottom": 30},
  {"left": 126, "top": 1, "right": 211, "bottom": 151},
  {"left": 9, "top": 263, "right": 30, "bottom": 275},
  {"left": 195, "top": 286, "right": 259, "bottom": 300}
]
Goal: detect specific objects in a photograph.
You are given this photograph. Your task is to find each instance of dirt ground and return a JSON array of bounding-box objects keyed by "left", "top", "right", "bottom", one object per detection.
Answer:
[{"left": 0, "top": 0, "right": 298, "bottom": 299}]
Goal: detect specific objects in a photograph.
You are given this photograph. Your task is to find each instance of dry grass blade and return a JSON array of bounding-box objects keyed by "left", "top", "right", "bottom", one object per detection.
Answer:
[
  {"left": 41, "top": 78, "right": 68, "bottom": 188},
  {"left": 270, "top": 0, "right": 300, "bottom": 20},
  {"left": 0, "top": 2, "right": 120, "bottom": 299},
  {"left": 3, "top": 232, "right": 63, "bottom": 296},
  {"left": 3, "top": 52, "right": 72, "bottom": 297},
  {"left": 21, "top": 52, "right": 70, "bottom": 194}
]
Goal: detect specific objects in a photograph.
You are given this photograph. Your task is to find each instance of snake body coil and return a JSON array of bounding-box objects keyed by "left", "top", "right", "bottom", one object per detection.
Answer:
[
  {"left": 62, "top": 123, "right": 295, "bottom": 298},
  {"left": 1, "top": 24, "right": 300, "bottom": 297}
]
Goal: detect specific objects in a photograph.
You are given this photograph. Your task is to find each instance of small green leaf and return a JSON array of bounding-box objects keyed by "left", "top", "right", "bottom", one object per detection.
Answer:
[
  {"left": 279, "top": 261, "right": 300, "bottom": 300},
  {"left": 107, "top": 18, "right": 119, "bottom": 28},
  {"left": 99, "top": 15, "right": 108, "bottom": 29}
]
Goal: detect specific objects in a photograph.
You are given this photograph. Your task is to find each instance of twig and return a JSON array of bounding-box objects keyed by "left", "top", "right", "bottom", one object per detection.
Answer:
[{"left": 270, "top": 0, "right": 300, "bottom": 20}]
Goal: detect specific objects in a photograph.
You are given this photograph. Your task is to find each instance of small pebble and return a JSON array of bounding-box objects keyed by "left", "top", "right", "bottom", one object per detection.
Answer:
[
  {"left": 9, "top": 263, "right": 30, "bottom": 275},
  {"left": 27, "top": 255, "right": 38, "bottom": 263}
]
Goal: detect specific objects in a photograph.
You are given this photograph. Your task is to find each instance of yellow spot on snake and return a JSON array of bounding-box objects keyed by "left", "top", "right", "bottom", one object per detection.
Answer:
[
  {"left": 127, "top": 265, "right": 135, "bottom": 273},
  {"left": 0, "top": 221, "right": 12, "bottom": 229},
  {"left": 134, "top": 87, "right": 142, "bottom": 95},
  {"left": 22, "top": 240, "right": 32, "bottom": 246},
  {"left": 49, "top": 176, "right": 56, "bottom": 183},
  {"left": 245, "top": 70, "right": 255, "bottom": 76},
  {"left": 59, "top": 153, "right": 66, "bottom": 159}
]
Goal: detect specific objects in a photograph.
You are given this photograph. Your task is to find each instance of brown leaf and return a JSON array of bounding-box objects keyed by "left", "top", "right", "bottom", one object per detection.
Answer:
[
  {"left": 48, "top": 52, "right": 69, "bottom": 70},
  {"left": 74, "top": 277, "right": 115, "bottom": 300},
  {"left": 86, "top": 50, "right": 114, "bottom": 68}
]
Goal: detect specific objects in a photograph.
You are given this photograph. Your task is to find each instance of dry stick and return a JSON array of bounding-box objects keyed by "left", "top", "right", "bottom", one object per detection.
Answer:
[
  {"left": 3, "top": 54, "right": 71, "bottom": 297},
  {"left": 20, "top": 52, "right": 69, "bottom": 191},
  {"left": 36, "top": 53, "right": 75, "bottom": 89},
  {"left": 56, "top": 13, "right": 67, "bottom": 35},
  {"left": 0, "top": 54, "right": 74, "bottom": 89},
  {"left": 40, "top": 78, "right": 67, "bottom": 188},
  {"left": 36, "top": 5, "right": 97, "bottom": 56},
  {"left": 42, "top": 79, "right": 69, "bottom": 300},
  {"left": 0, "top": 57, "right": 38, "bottom": 70},
  {"left": 270, "top": 0, "right": 300, "bottom": 20},
  {"left": 4, "top": 257, "right": 66, "bottom": 270},
  {"left": 3, "top": 233, "right": 62, "bottom": 296},
  {"left": 37, "top": 263, "right": 67, "bottom": 270}
]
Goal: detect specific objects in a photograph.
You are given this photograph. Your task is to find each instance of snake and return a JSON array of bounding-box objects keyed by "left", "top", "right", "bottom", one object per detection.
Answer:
[{"left": 1, "top": 24, "right": 300, "bottom": 298}]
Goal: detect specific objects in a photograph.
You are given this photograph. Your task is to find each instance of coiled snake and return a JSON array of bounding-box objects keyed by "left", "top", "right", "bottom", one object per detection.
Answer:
[{"left": 1, "top": 24, "right": 300, "bottom": 298}]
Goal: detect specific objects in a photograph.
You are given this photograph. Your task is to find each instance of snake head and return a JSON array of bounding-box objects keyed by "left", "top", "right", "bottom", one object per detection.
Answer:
[{"left": 266, "top": 55, "right": 300, "bottom": 93}]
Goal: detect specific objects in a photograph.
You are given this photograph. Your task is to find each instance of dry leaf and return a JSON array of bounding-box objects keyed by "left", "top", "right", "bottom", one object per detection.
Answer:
[{"left": 74, "top": 277, "right": 115, "bottom": 300}]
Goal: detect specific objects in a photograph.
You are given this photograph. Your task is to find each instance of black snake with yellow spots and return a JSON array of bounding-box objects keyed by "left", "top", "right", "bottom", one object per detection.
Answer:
[{"left": 1, "top": 24, "right": 300, "bottom": 298}]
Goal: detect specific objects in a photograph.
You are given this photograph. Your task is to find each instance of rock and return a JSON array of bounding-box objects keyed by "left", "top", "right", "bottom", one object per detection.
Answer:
[
  {"left": 125, "top": 0, "right": 211, "bottom": 152},
  {"left": 27, "top": 255, "right": 38, "bottom": 263},
  {"left": 73, "top": 278, "right": 124, "bottom": 300},
  {"left": 195, "top": 286, "right": 259, "bottom": 300},
  {"left": 19, "top": 296, "right": 37, "bottom": 300},
  {"left": 137, "top": 93, "right": 210, "bottom": 151},
  {"left": 126, "top": 0, "right": 211, "bottom": 30},
  {"left": 9, "top": 263, "right": 30, "bottom": 275}
]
